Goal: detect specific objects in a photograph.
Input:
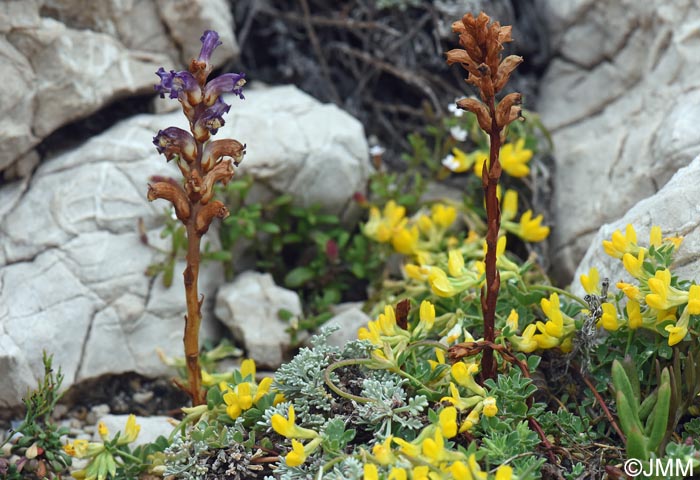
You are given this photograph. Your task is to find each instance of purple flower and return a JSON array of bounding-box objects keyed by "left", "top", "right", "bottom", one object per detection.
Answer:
[
  {"left": 193, "top": 97, "right": 231, "bottom": 141},
  {"left": 155, "top": 68, "right": 201, "bottom": 103},
  {"left": 203, "top": 73, "right": 246, "bottom": 105},
  {"left": 198, "top": 30, "right": 222, "bottom": 65},
  {"left": 153, "top": 127, "right": 197, "bottom": 163}
]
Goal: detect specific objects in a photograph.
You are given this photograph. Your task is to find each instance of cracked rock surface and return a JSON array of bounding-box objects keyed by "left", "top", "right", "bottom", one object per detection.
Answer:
[
  {"left": 537, "top": 0, "right": 700, "bottom": 282},
  {"left": 572, "top": 156, "right": 700, "bottom": 296},
  {"left": 0, "top": 0, "right": 237, "bottom": 177},
  {"left": 0, "top": 85, "right": 370, "bottom": 407}
]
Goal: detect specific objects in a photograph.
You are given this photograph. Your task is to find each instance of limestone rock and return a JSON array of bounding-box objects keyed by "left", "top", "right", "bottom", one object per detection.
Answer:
[
  {"left": 324, "top": 302, "right": 371, "bottom": 348},
  {"left": 0, "top": 0, "right": 237, "bottom": 177},
  {"left": 537, "top": 0, "right": 700, "bottom": 282},
  {"left": 233, "top": 85, "right": 371, "bottom": 216},
  {"left": 572, "top": 156, "right": 700, "bottom": 296},
  {"left": 215, "top": 271, "right": 302, "bottom": 370}
]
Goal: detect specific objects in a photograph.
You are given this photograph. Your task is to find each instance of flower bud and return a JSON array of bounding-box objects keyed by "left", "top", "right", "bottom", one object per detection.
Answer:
[
  {"left": 147, "top": 182, "right": 191, "bottom": 222},
  {"left": 195, "top": 201, "right": 229, "bottom": 235}
]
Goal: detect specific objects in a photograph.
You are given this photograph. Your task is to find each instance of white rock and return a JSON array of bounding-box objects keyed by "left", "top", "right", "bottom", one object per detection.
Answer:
[
  {"left": 0, "top": 0, "right": 237, "bottom": 176},
  {"left": 572, "top": 156, "right": 700, "bottom": 295},
  {"left": 324, "top": 302, "right": 371, "bottom": 348},
  {"left": 537, "top": 0, "right": 700, "bottom": 282},
  {"left": 215, "top": 272, "right": 302, "bottom": 369},
  {"left": 96, "top": 414, "right": 175, "bottom": 447}
]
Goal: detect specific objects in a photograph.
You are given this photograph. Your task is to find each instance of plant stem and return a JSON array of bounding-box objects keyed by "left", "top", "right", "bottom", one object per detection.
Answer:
[
  {"left": 480, "top": 97, "right": 502, "bottom": 381},
  {"left": 181, "top": 136, "right": 207, "bottom": 406}
]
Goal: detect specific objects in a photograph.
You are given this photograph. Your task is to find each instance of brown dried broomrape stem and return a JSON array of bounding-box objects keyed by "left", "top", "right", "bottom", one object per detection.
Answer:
[{"left": 446, "top": 12, "right": 522, "bottom": 380}]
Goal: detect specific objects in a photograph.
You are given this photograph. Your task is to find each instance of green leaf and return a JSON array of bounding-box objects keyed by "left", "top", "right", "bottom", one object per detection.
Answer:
[
  {"left": 260, "top": 223, "right": 282, "bottom": 234},
  {"left": 284, "top": 267, "right": 316, "bottom": 288}
]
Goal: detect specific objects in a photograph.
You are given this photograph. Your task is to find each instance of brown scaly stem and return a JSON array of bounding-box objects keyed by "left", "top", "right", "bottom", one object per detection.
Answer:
[
  {"left": 480, "top": 97, "right": 503, "bottom": 380},
  {"left": 183, "top": 215, "right": 205, "bottom": 406},
  {"left": 446, "top": 12, "right": 522, "bottom": 380}
]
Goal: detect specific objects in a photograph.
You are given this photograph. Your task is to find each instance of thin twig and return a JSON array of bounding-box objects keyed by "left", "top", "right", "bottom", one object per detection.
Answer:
[{"left": 298, "top": 0, "right": 342, "bottom": 104}]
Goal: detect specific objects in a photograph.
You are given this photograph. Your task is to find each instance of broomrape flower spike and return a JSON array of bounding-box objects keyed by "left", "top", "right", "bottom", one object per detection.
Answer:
[
  {"left": 446, "top": 11, "right": 523, "bottom": 380},
  {"left": 149, "top": 30, "right": 246, "bottom": 406}
]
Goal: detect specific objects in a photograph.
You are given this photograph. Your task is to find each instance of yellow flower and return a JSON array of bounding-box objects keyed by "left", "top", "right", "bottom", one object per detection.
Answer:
[
  {"left": 474, "top": 139, "right": 532, "bottom": 178},
  {"left": 393, "top": 437, "right": 421, "bottom": 457},
  {"left": 372, "top": 436, "right": 395, "bottom": 465},
  {"left": 118, "top": 414, "right": 140, "bottom": 445},
  {"left": 428, "top": 348, "right": 446, "bottom": 371},
  {"left": 688, "top": 285, "right": 700, "bottom": 315},
  {"left": 286, "top": 439, "right": 306, "bottom": 467},
  {"left": 470, "top": 150, "right": 491, "bottom": 178},
  {"left": 666, "top": 322, "right": 688, "bottom": 347},
  {"left": 622, "top": 250, "right": 646, "bottom": 280},
  {"left": 510, "top": 323, "right": 538, "bottom": 353},
  {"left": 627, "top": 300, "right": 642, "bottom": 329},
  {"left": 413, "top": 300, "right": 436, "bottom": 338},
  {"left": 646, "top": 269, "right": 688, "bottom": 311},
  {"left": 439, "top": 406, "right": 458, "bottom": 438},
  {"left": 495, "top": 464, "right": 514, "bottom": 480},
  {"left": 431, "top": 203, "right": 457, "bottom": 229},
  {"left": 97, "top": 421, "right": 109, "bottom": 440},
  {"left": 650, "top": 226, "right": 663, "bottom": 247},
  {"left": 482, "top": 397, "right": 498, "bottom": 417},
  {"left": 451, "top": 362, "right": 486, "bottom": 396},
  {"left": 271, "top": 405, "right": 318, "bottom": 439},
  {"left": 255, "top": 377, "right": 273, "bottom": 403},
  {"left": 392, "top": 225, "right": 419, "bottom": 255},
  {"left": 364, "top": 463, "right": 379, "bottom": 480},
  {"left": 447, "top": 249, "right": 465, "bottom": 277},
  {"left": 461, "top": 407, "right": 481, "bottom": 432},
  {"left": 388, "top": 468, "right": 408, "bottom": 480},
  {"left": 500, "top": 138, "right": 533, "bottom": 177},
  {"left": 412, "top": 466, "right": 431, "bottom": 480},
  {"left": 429, "top": 267, "right": 459, "bottom": 297},
  {"left": 515, "top": 210, "right": 549, "bottom": 242},
  {"left": 505, "top": 309, "right": 519, "bottom": 333},
  {"left": 501, "top": 189, "right": 519, "bottom": 223},
  {"left": 440, "top": 382, "right": 482, "bottom": 412},
  {"left": 223, "top": 382, "right": 253, "bottom": 420},
  {"left": 617, "top": 281, "right": 641, "bottom": 301},
  {"left": 603, "top": 224, "right": 639, "bottom": 259},
  {"left": 599, "top": 303, "right": 620, "bottom": 331},
  {"left": 580, "top": 267, "right": 600, "bottom": 295},
  {"left": 422, "top": 430, "right": 447, "bottom": 462},
  {"left": 404, "top": 263, "right": 430, "bottom": 281},
  {"left": 444, "top": 147, "right": 477, "bottom": 173},
  {"left": 363, "top": 201, "right": 406, "bottom": 243},
  {"left": 240, "top": 358, "right": 256, "bottom": 379}
]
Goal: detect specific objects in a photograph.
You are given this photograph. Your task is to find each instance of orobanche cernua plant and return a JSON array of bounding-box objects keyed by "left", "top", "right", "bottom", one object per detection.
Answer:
[
  {"left": 445, "top": 12, "right": 522, "bottom": 379},
  {"left": 149, "top": 30, "right": 246, "bottom": 406}
]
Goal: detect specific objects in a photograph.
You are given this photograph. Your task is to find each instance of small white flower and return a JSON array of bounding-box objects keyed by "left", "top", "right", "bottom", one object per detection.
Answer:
[
  {"left": 450, "top": 125, "right": 468, "bottom": 142},
  {"left": 369, "top": 144, "right": 386, "bottom": 156},
  {"left": 448, "top": 100, "right": 464, "bottom": 117},
  {"left": 441, "top": 154, "right": 460, "bottom": 172}
]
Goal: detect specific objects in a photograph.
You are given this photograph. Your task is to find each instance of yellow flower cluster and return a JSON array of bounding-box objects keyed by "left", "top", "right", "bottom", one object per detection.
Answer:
[
  {"left": 507, "top": 293, "right": 576, "bottom": 353},
  {"left": 591, "top": 224, "right": 696, "bottom": 346},
  {"left": 220, "top": 359, "right": 279, "bottom": 420},
  {"left": 363, "top": 412, "right": 512, "bottom": 479},
  {"left": 271, "top": 404, "right": 322, "bottom": 467},
  {"left": 64, "top": 415, "right": 140, "bottom": 480},
  {"left": 445, "top": 138, "right": 533, "bottom": 179},
  {"left": 500, "top": 189, "right": 549, "bottom": 243},
  {"left": 363, "top": 201, "right": 458, "bottom": 257}
]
